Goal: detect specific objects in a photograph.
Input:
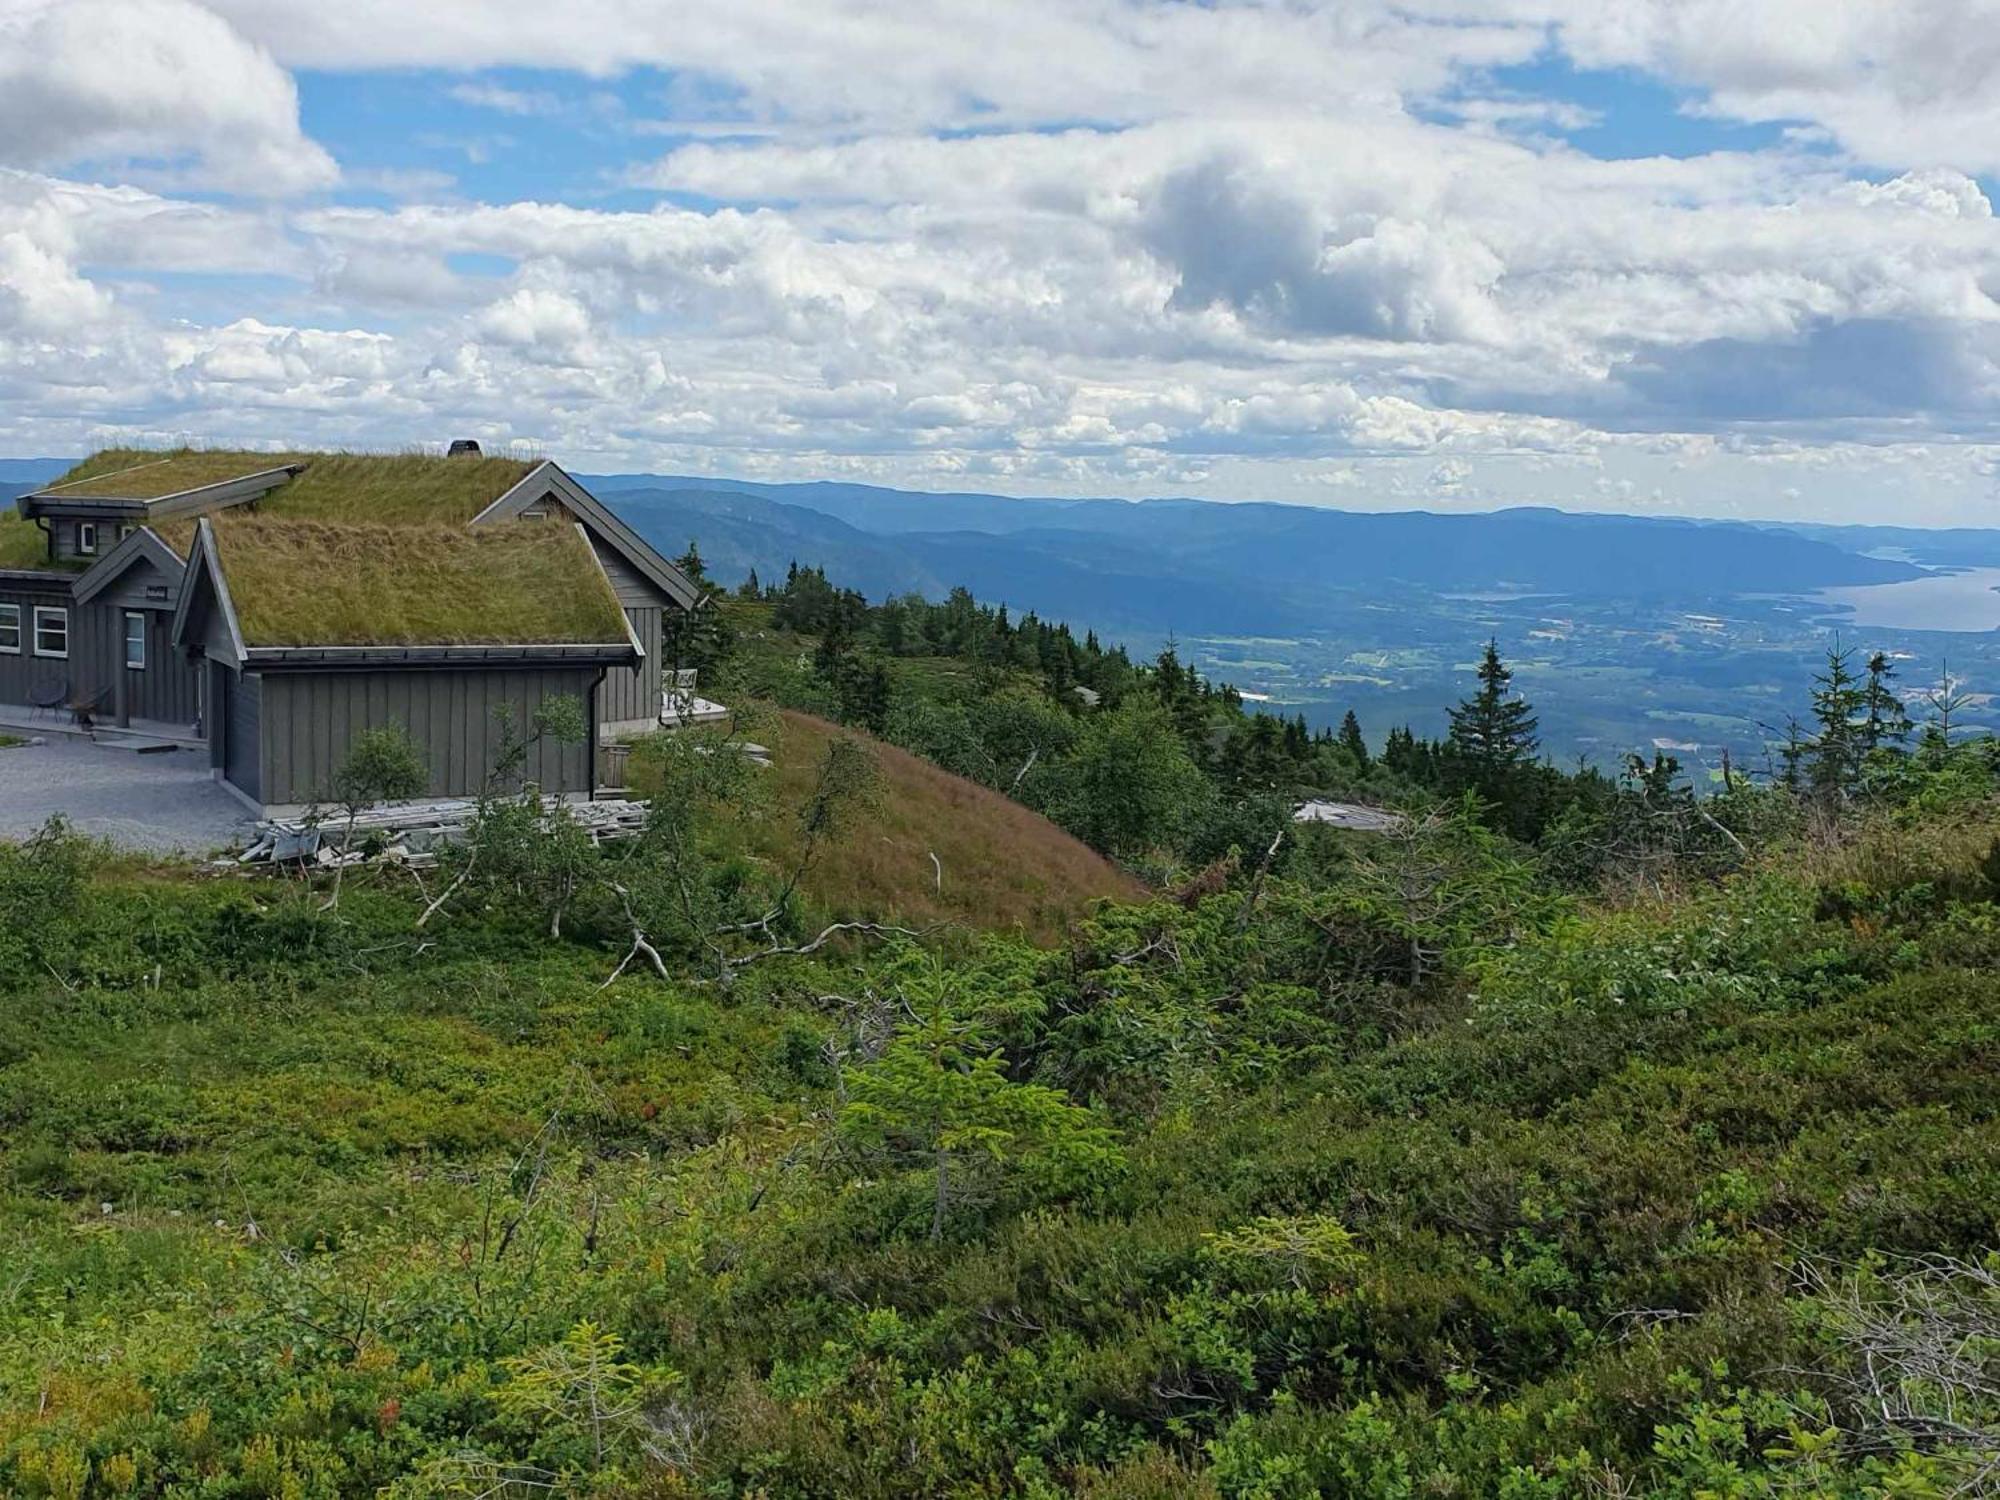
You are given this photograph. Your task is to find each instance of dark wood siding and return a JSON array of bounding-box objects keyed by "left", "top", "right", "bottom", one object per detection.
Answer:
[
  {"left": 599, "top": 605, "right": 660, "bottom": 729},
  {"left": 0, "top": 578, "right": 73, "bottom": 708},
  {"left": 119, "top": 610, "right": 200, "bottom": 724},
  {"left": 583, "top": 530, "right": 672, "bottom": 731},
  {"left": 223, "top": 669, "right": 262, "bottom": 803},
  {"left": 256, "top": 666, "right": 597, "bottom": 806},
  {"left": 589, "top": 535, "right": 669, "bottom": 608}
]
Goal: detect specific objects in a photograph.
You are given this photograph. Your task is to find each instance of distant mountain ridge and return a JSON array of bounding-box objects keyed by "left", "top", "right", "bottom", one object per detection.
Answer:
[{"left": 589, "top": 476, "right": 1924, "bottom": 636}]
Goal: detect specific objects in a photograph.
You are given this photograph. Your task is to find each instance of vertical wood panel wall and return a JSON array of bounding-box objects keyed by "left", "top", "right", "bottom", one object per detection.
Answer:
[
  {"left": 599, "top": 605, "right": 660, "bottom": 729},
  {"left": 0, "top": 580, "right": 73, "bottom": 705},
  {"left": 587, "top": 532, "right": 672, "bottom": 734},
  {"left": 256, "top": 666, "right": 597, "bottom": 805}
]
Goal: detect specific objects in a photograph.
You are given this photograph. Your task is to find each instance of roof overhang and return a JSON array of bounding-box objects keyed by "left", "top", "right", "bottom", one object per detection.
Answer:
[
  {"left": 20, "top": 464, "right": 303, "bottom": 521},
  {"left": 0, "top": 568, "right": 72, "bottom": 590},
  {"left": 471, "top": 460, "right": 704, "bottom": 611},
  {"left": 73, "top": 526, "right": 187, "bottom": 606},
  {"left": 241, "top": 642, "right": 639, "bottom": 672},
  {"left": 169, "top": 518, "right": 248, "bottom": 667}
]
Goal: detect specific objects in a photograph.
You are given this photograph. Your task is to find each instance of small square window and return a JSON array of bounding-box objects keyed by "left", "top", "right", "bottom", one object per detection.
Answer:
[
  {"left": 32, "top": 606, "right": 67, "bottom": 659},
  {"left": 76, "top": 522, "right": 97, "bottom": 555},
  {"left": 0, "top": 604, "right": 19, "bottom": 654},
  {"left": 124, "top": 611, "right": 147, "bottom": 670}
]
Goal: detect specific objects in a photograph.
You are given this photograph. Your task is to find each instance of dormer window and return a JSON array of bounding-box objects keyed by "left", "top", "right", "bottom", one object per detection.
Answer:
[{"left": 76, "top": 521, "right": 98, "bottom": 555}]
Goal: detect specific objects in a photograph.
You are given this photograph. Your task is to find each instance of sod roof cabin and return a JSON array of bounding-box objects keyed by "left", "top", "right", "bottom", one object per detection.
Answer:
[{"left": 4, "top": 444, "right": 704, "bottom": 812}]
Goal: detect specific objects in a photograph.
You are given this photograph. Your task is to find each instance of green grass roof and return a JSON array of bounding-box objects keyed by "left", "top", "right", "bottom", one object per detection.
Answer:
[
  {"left": 212, "top": 516, "right": 630, "bottom": 648},
  {"left": 0, "top": 512, "right": 55, "bottom": 571},
  {"left": 42, "top": 451, "right": 299, "bottom": 500},
  {"left": 45, "top": 448, "right": 540, "bottom": 521}
]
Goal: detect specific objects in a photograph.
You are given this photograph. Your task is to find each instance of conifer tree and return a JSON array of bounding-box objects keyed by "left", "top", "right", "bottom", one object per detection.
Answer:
[
  {"left": 675, "top": 541, "right": 709, "bottom": 587},
  {"left": 1862, "top": 651, "right": 1911, "bottom": 753},
  {"left": 1806, "top": 644, "right": 1866, "bottom": 804},
  {"left": 1446, "top": 640, "right": 1539, "bottom": 796},
  {"left": 1338, "top": 709, "right": 1370, "bottom": 770}
]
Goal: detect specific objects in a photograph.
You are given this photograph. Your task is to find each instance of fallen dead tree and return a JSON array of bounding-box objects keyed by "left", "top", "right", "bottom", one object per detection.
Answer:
[{"left": 226, "top": 797, "right": 651, "bottom": 872}]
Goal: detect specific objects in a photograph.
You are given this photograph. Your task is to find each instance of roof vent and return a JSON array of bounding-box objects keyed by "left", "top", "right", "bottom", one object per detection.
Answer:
[{"left": 446, "top": 438, "right": 483, "bottom": 458}]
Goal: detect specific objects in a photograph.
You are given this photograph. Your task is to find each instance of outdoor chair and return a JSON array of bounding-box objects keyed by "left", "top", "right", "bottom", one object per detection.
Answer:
[
  {"left": 67, "top": 685, "right": 110, "bottom": 735},
  {"left": 27, "top": 673, "right": 67, "bottom": 722}
]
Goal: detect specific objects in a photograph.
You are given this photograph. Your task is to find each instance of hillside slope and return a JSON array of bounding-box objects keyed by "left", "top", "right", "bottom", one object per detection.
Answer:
[{"left": 720, "top": 708, "right": 1143, "bottom": 940}]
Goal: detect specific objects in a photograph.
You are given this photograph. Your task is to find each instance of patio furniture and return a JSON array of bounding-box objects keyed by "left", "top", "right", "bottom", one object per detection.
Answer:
[
  {"left": 67, "top": 685, "right": 109, "bottom": 735},
  {"left": 27, "top": 674, "right": 67, "bottom": 722}
]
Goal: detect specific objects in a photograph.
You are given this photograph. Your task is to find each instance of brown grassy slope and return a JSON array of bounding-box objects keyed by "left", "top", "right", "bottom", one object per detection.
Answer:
[
  {"left": 739, "top": 709, "right": 1143, "bottom": 943},
  {"left": 48, "top": 449, "right": 537, "bottom": 521},
  {"left": 214, "top": 516, "right": 628, "bottom": 647}
]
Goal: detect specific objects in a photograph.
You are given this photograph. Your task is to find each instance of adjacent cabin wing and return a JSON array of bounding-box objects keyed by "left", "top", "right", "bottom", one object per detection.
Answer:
[
  {"left": 72, "top": 528, "right": 188, "bottom": 609},
  {"left": 473, "top": 462, "right": 703, "bottom": 611},
  {"left": 473, "top": 463, "right": 703, "bottom": 734}
]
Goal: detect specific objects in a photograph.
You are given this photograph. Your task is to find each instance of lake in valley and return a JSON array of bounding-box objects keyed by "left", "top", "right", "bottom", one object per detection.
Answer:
[{"left": 1812, "top": 566, "right": 2000, "bottom": 633}]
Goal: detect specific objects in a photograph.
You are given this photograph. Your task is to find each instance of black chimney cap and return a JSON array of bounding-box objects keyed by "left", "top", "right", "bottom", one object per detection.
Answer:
[{"left": 447, "top": 438, "right": 482, "bottom": 458}]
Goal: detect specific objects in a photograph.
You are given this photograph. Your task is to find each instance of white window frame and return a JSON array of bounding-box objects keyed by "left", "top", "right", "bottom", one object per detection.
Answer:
[
  {"left": 32, "top": 606, "right": 67, "bottom": 659},
  {"left": 124, "top": 610, "right": 147, "bottom": 670},
  {"left": 76, "top": 521, "right": 97, "bottom": 556},
  {"left": 0, "top": 603, "right": 19, "bottom": 654}
]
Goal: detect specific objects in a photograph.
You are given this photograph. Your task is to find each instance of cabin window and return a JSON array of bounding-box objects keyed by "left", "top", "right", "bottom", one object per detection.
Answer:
[
  {"left": 119, "top": 524, "right": 135, "bottom": 541},
  {"left": 76, "top": 522, "right": 97, "bottom": 555},
  {"left": 0, "top": 604, "right": 18, "bottom": 654},
  {"left": 32, "top": 606, "right": 67, "bottom": 658},
  {"left": 124, "top": 611, "right": 147, "bottom": 670}
]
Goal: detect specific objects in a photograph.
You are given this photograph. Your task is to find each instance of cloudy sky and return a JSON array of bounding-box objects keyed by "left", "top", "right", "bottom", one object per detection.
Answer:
[{"left": 6, "top": 0, "right": 2000, "bottom": 523}]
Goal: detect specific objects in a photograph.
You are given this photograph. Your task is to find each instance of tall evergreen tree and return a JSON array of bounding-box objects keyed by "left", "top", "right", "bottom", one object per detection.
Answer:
[{"left": 1446, "top": 640, "right": 1539, "bottom": 796}]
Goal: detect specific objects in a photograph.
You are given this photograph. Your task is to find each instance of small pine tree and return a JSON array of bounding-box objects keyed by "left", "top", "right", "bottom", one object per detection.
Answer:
[
  {"left": 1862, "top": 650, "right": 1911, "bottom": 753},
  {"left": 675, "top": 541, "right": 709, "bottom": 588},
  {"left": 1338, "top": 709, "right": 1370, "bottom": 770},
  {"left": 1806, "top": 644, "right": 1866, "bottom": 804},
  {"left": 737, "top": 566, "right": 760, "bottom": 600}
]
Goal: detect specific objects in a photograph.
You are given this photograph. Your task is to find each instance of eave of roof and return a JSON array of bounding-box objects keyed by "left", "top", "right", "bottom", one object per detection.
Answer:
[{"left": 242, "top": 642, "right": 638, "bottom": 669}]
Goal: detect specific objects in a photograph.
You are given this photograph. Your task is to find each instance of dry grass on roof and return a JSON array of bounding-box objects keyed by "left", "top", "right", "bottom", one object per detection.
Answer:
[
  {"left": 212, "top": 516, "right": 629, "bottom": 648},
  {"left": 47, "top": 447, "right": 540, "bottom": 520},
  {"left": 258, "top": 452, "right": 540, "bottom": 525}
]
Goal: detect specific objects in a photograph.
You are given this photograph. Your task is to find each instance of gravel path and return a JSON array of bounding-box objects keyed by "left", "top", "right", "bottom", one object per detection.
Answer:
[{"left": 0, "top": 737, "right": 253, "bottom": 855}]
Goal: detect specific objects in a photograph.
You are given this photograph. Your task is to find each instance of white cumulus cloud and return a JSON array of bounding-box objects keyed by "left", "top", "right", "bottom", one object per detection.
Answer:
[{"left": 0, "top": 0, "right": 336, "bottom": 194}]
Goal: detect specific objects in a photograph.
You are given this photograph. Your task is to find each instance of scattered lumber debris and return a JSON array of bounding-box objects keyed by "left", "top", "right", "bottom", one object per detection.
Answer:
[{"left": 226, "top": 796, "right": 651, "bottom": 871}]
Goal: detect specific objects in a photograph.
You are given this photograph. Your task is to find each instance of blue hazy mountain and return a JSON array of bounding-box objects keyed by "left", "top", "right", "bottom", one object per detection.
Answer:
[
  {"left": 606, "top": 485, "right": 1339, "bottom": 634},
  {"left": 591, "top": 477, "right": 1921, "bottom": 615}
]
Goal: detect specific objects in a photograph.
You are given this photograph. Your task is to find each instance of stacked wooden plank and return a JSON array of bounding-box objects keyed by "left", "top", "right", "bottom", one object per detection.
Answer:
[{"left": 228, "top": 796, "right": 652, "bottom": 870}]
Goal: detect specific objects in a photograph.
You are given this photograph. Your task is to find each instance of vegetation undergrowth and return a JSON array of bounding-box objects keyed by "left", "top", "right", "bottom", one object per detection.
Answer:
[
  {"left": 2, "top": 762, "right": 1997, "bottom": 1495},
  {"left": 3, "top": 560, "right": 1998, "bottom": 1497}
]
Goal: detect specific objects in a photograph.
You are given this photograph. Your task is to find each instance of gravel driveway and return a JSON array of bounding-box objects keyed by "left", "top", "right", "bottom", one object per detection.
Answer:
[{"left": 0, "top": 737, "right": 253, "bottom": 855}]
